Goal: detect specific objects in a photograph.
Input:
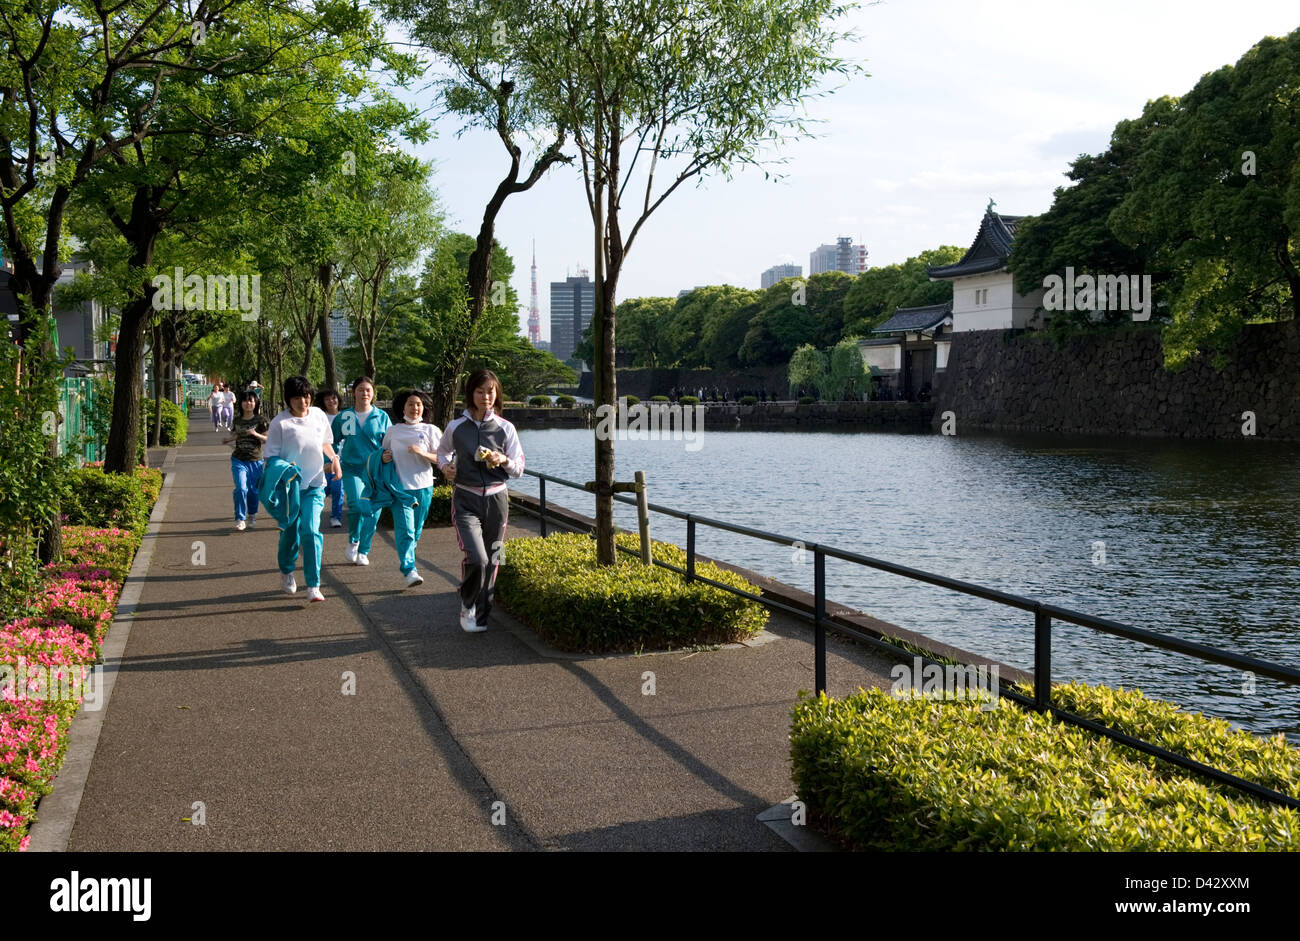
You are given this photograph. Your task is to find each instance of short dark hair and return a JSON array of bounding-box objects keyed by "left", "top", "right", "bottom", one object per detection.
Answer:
[
  {"left": 283, "top": 375, "right": 314, "bottom": 402},
  {"left": 464, "top": 369, "right": 504, "bottom": 416},
  {"left": 393, "top": 388, "right": 433, "bottom": 419},
  {"left": 351, "top": 376, "right": 375, "bottom": 393},
  {"left": 319, "top": 388, "right": 340, "bottom": 403},
  {"left": 236, "top": 388, "right": 258, "bottom": 407}
]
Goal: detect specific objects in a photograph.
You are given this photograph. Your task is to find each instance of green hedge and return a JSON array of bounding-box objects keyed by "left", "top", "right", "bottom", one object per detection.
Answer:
[
  {"left": 497, "top": 532, "right": 768, "bottom": 653},
  {"left": 650, "top": 395, "right": 670, "bottom": 402},
  {"left": 679, "top": 395, "right": 700, "bottom": 406},
  {"left": 797, "top": 395, "right": 815, "bottom": 405},
  {"left": 622, "top": 395, "right": 640, "bottom": 407},
  {"left": 555, "top": 395, "right": 576, "bottom": 407},
  {"left": 739, "top": 395, "right": 758, "bottom": 406},
  {"left": 374, "top": 384, "right": 393, "bottom": 402},
  {"left": 528, "top": 395, "right": 551, "bottom": 406},
  {"left": 61, "top": 467, "right": 162, "bottom": 535},
  {"left": 427, "top": 484, "right": 453, "bottom": 525},
  {"left": 790, "top": 683, "right": 1299, "bottom": 851},
  {"left": 142, "top": 397, "right": 187, "bottom": 446}
]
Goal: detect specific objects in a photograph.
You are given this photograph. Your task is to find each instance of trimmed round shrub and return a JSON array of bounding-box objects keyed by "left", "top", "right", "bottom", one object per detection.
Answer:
[
  {"left": 373, "top": 384, "right": 393, "bottom": 402},
  {"left": 650, "top": 395, "right": 670, "bottom": 402},
  {"left": 555, "top": 395, "right": 577, "bottom": 407},
  {"left": 798, "top": 395, "right": 815, "bottom": 405},
  {"left": 498, "top": 532, "right": 768, "bottom": 654},
  {"left": 528, "top": 395, "right": 552, "bottom": 407},
  {"left": 679, "top": 395, "right": 700, "bottom": 406},
  {"left": 621, "top": 395, "right": 640, "bottom": 407},
  {"left": 739, "top": 395, "right": 758, "bottom": 406}
]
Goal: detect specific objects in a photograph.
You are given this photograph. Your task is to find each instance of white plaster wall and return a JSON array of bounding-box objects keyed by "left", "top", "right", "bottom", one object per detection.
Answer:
[{"left": 859, "top": 343, "right": 900, "bottom": 371}]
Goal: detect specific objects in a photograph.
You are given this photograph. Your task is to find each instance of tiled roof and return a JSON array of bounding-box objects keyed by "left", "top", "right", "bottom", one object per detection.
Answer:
[
  {"left": 872, "top": 302, "right": 952, "bottom": 334},
  {"left": 927, "top": 210, "right": 1025, "bottom": 279}
]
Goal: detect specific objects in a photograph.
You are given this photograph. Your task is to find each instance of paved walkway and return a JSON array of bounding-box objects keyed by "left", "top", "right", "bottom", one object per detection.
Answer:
[{"left": 42, "top": 412, "right": 899, "bottom": 851}]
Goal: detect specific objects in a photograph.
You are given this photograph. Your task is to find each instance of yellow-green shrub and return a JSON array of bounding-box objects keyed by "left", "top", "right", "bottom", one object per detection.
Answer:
[
  {"left": 790, "top": 684, "right": 1298, "bottom": 851},
  {"left": 497, "top": 532, "right": 768, "bottom": 653}
]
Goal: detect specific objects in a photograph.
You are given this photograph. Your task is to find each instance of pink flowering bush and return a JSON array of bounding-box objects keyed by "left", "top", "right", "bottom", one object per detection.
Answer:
[
  {"left": 0, "top": 698, "right": 77, "bottom": 853},
  {"left": 55, "top": 526, "right": 137, "bottom": 582},
  {"left": 0, "top": 618, "right": 99, "bottom": 666},
  {"left": 30, "top": 580, "right": 115, "bottom": 643}
]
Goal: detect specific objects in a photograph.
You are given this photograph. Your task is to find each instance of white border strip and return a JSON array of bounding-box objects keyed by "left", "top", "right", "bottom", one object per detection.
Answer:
[{"left": 27, "top": 449, "right": 177, "bottom": 852}]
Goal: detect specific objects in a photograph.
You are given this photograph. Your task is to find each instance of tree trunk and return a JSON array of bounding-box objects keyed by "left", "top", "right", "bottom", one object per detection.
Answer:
[
  {"left": 104, "top": 296, "right": 151, "bottom": 472},
  {"left": 150, "top": 320, "right": 163, "bottom": 447},
  {"left": 317, "top": 263, "right": 338, "bottom": 393}
]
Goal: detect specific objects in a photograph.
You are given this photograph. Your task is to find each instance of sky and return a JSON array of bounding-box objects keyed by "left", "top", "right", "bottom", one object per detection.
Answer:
[{"left": 391, "top": 1, "right": 1300, "bottom": 341}]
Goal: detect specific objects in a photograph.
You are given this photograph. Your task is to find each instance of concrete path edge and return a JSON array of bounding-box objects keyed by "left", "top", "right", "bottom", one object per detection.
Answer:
[{"left": 28, "top": 449, "right": 177, "bottom": 853}]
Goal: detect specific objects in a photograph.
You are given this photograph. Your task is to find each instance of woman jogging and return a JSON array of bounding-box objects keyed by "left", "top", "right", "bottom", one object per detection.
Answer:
[
  {"left": 223, "top": 389, "right": 268, "bottom": 531},
  {"left": 318, "top": 388, "right": 345, "bottom": 529},
  {"left": 332, "top": 376, "right": 390, "bottom": 566},
  {"left": 378, "top": 390, "right": 441, "bottom": 588},
  {"left": 262, "top": 375, "right": 341, "bottom": 602},
  {"left": 208, "top": 382, "right": 229, "bottom": 432},
  {"left": 437, "top": 369, "right": 523, "bottom": 632}
]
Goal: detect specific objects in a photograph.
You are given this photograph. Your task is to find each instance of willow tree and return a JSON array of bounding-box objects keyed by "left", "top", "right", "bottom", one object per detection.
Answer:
[
  {"left": 516, "top": 0, "right": 860, "bottom": 562},
  {"left": 383, "top": 0, "right": 574, "bottom": 428}
]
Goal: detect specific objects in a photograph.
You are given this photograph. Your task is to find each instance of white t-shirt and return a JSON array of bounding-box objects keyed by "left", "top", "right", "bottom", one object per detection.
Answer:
[
  {"left": 265, "top": 406, "right": 334, "bottom": 490},
  {"left": 382, "top": 421, "right": 441, "bottom": 491}
]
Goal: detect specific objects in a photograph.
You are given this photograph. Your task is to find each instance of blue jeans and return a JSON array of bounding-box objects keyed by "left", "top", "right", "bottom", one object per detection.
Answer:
[
  {"left": 324, "top": 468, "right": 344, "bottom": 523},
  {"left": 231, "top": 457, "right": 264, "bottom": 521},
  {"left": 278, "top": 486, "right": 325, "bottom": 587}
]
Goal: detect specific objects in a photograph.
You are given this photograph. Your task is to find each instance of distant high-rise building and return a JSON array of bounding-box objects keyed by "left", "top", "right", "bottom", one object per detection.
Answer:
[
  {"left": 549, "top": 270, "right": 595, "bottom": 363},
  {"left": 327, "top": 310, "right": 352, "bottom": 351},
  {"left": 810, "top": 237, "right": 867, "bottom": 276},
  {"left": 760, "top": 263, "right": 802, "bottom": 289}
]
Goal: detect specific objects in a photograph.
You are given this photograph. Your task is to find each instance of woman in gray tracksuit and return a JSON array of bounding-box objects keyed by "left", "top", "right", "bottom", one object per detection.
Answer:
[{"left": 436, "top": 369, "right": 524, "bottom": 633}]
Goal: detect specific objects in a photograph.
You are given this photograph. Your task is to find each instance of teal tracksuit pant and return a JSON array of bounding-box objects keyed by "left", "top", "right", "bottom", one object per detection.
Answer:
[
  {"left": 342, "top": 468, "right": 380, "bottom": 553},
  {"left": 278, "top": 485, "right": 326, "bottom": 587},
  {"left": 393, "top": 486, "right": 432, "bottom": 575}
]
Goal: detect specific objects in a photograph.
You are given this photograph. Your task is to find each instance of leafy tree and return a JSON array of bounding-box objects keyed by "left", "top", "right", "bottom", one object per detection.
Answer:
[
  {"left": 514, "top": 0, "right": 859, "bottom": 563},
  {"left": 740, "top": 271, "right": 853, "bottom": 366},
  {"left": 335, "top": 154, "right": 443, "bottom": 381},
  {"left": 665, "top": 286, "right": 759, "bottom": 367},
  {"left": 382, "top": 0, "right": 574, "bottom": 427},
  {"left": 1007, "top": 105, "right": 1172, "bottom": 337},
  {"left": 1110, "top": 30, "right": 1300, "bottom": 367},
  {"left": 842, "top": 247, "right": 963, "bottom": 336},
  {"left": 616, "top": 296, "right": 675, "bottom": 367}
]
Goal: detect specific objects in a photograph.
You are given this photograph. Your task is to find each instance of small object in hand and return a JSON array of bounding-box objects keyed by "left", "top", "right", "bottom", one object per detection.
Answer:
[{"left": 475, "top": 445, "right": 492, "bottom": 462}]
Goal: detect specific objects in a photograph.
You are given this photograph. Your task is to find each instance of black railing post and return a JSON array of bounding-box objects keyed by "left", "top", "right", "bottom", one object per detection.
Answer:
[
  {"left": 539, "top": 477, "right": 548, "bottom": 537},
  {"left": 686, "top": 516, "right": 695, "bottom": 582},
  {"left": 815, "top": 548, "right": 826, "bottom": 695},
  {"left": 1034, "top": 604, "right": 1051, "bottom": 711}
]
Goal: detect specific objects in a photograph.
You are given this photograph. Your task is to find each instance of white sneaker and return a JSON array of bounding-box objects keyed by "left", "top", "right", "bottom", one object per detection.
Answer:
[
  {"left": 247, "top": 517, "right": 257, "bottom": 529},
  {"left": 306, "top": 586, "right": 325, "bottom": 602},
  {"left": 404, "top": 570, "right": 424, "bottom": 588},
  {"left": 356, "top": 553, "right": 369, "bottom": 566},
  {"left": 235, "top": 519, "right": 246, "bottom": 531},
  {"left": 281, "top": 573, "right": 297, "bottom": 595},
  {"left": 345, "top": 542, "right": 359, "bottom": 563},
  {"left": 330, "top": 519, "right": 342, "bottom": 528},
  {"left": 460, "top": 606, "right": 485, "bottom": 633}
]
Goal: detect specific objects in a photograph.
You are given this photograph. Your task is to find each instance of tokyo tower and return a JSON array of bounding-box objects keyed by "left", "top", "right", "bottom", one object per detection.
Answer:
[{"left": 527, "top": 238, "right": 541, "bottom": 346}]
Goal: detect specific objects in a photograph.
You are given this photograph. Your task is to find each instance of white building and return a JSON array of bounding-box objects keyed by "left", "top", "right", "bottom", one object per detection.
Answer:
[{"left": 927, "top": 209, "right": 1044, "bottom": 332}]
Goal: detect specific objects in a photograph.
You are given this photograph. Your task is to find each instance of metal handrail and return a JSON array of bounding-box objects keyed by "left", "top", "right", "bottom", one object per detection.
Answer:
[{"left": 513, "top": 467, "right": 1300, "bottom": 810}]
